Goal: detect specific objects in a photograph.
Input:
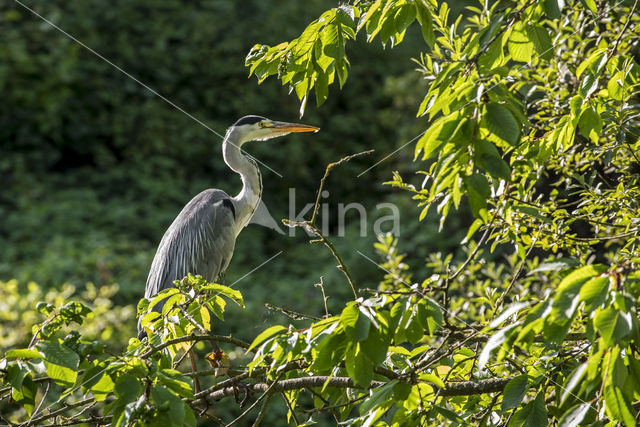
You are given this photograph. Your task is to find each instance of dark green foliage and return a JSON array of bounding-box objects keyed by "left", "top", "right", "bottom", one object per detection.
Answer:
[{"left": 2, "top": 0, "right": 640, "bottom": 425}]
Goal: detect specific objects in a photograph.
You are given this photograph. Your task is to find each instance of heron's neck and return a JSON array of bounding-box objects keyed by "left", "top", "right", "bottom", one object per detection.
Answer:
[{"left": 223, "top": 130, "right": 262, "bottom": 230}]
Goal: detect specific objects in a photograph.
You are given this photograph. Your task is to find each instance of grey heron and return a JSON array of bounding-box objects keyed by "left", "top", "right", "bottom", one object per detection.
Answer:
[{"left": 138, "top": 116, "right": 319, "bottom": 339}]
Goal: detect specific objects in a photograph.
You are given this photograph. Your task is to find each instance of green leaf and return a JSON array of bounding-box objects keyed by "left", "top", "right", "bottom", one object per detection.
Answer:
[
  {"left": 393, "top": 381, "right": 412, "bottom": 401},
  {"left": 543, "top": 0, "right": 563, "bottom": 20},
  {"left": 594, "top": 307, "right": 632, "bottom": 346},
  {"left": 345, "top": 346, "right": 373, "bottom": 387},
  {"left": 414, "top": 1, "right": 435, "bottom": 47},
  {"left": 416, "top": 298, "right": 443, "bottom": 335},
  {"left": 554, "top": 265, "right": 603, "bottom": 317},
  {"left": 558, "top": 403, "right": 590, "bottom": 427},
  {"left": 603, "top": 381, "right": 635, "bottom": 427},
  {"left": 359, "top": 380, "right": 397, "bottom": 415},
  {"left": 6, "top": 363, "right": 29, "bottom": 390},
  {"left": 158, "top": 369, "right": 194, "bottom": 398},
  {"left": 36, "top": 340, "right": 80, "bottom": 387},
  {"left": 200, "top": 283, "right": 244, "bottom": 307},
  {"left": 478, "top": 324, "right": 518, "bottom": 369},
  {"left": 359, "top": 324, "right": 389, "bottom": 365},
  {"left": 483, "top": 103, "right": 520, "bottom": 147},
  {"left": 415, "top": 112, "right": 461, "bottom": 159},
  {"left": 579, "top": 276, "right": 609, "bottom": 311},
  {"left": 526, "top": 25, "right": 553, "bottom": 61},
  {"left": 502, "top": 375, "right": 529, "bottom": 410},
  {"left": 82, "top": 365, "right": 115, "bottom": 402},
  {"left": 478, "top": 34, "right": 506, "bottom": 72},
  {"left": 560, "top": 363, "right": 587, "bottom": 405},
  {"left": 580, "top": 0, "right": 597, "bottom": 14},
  {"left": 151, "top": 385, "right": 185, "bottom": 426},
  {"left": 508, "top": 24, "right": 534, "bottom": 62},
  {"left": 579, "top": 72, "right": 598, "bottom": 98},
  {"left": 528, "top": 258, "right": 579, "bottom": 275},
  {"left": 466, "top": 173, "right": 490, "bottom": 221},
  {"left": 475, "top": 140, "right": 511, "bottom": 181},
  {"left": 578, "top": 106, "right": 603, "bottom": 143},
  {"left": 11, "top": 375, "right": 37, "bottom": 416},
  {"left": 248, "top": 325, "right": 288, "bottom": 352},
  {"left": 508, "top": 393, "right": 547, "bottom": 427},
  {"left": 341, "top": 304, "right": 371, "bottom": 342},
  {"left": 5, "top": 349, "right": 43, "bottom": 359},
  {"left": 115, "top": 373, "right": 143, "bottom": 404}
]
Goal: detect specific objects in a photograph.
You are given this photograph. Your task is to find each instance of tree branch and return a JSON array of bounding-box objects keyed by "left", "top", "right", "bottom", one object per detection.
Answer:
[
  {"left": 139, "top": 333, "right": 249, "bottom": 359},
  {"left": 203, "top": 375, "right": 516, "bottom": 402}
]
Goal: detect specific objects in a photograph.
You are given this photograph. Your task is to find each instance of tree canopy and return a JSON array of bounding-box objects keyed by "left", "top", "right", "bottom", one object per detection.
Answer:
[{"left": 2, "top": 0, "right": 640, "bottom": 426}]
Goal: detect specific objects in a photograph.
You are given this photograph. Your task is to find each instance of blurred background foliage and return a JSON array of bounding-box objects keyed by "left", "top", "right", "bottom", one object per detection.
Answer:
[{"left": 0, "top": 0, "right": 471, "bottom": 350}]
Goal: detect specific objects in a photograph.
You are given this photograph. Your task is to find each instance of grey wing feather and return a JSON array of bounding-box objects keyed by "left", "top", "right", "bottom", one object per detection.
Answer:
[{"left": 145, "top": 189, "right": 237, "bottom": 298}]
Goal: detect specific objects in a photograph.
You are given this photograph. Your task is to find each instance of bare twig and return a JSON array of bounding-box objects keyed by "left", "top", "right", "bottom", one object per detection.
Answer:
[
  {"left": 264, "top": 303, "right": 321, "bottom": 321},
  {"left": 27, "top": 381, "right": 50, "bottom": 426},
  {"left": 250, "top": 393, "right": 273, "bottom": 427},
  {"left": 310, "top": 150, "right": 374, "bottom": 224},
  {"left": 18, "top": 398, "right": 93, "bottom": 427},
  {"left": 225, "top": 374, "right": 281, "bottom": 427},
  {"left": 284, "top": 150, "right": 373, "bottom": 299},
  {"left": 315, "top": 277, "right": 330, "bottom": 318},
  {"left": 610, "top": 0, "right": 639, "bottom": 55}
]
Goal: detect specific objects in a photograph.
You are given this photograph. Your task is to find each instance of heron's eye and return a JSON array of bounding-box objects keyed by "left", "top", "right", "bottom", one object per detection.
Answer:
[{"left": 258, "top": 121, "right": 265, "bottom": 128}]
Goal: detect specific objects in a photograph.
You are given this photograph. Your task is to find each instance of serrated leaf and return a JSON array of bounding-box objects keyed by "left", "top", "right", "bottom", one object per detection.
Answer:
[
  {"left": 484, "top": 103, "right": 520, "bottom": 147},
  {"left": 36, "top": 340, "right": 79, "bottom": 387},
  {"left": 151, "top": 385, "right": 185, "bottom": 426},
  {"left": 560, "top": 363, "right": 587, "bottom": 405},
  {"left": 158, "top": 369, "right": 194, "bottom": 399},
  {"left": 558, "top": 403, "right": 590, "bottom": 427},
  {"left": 579, "top": 276, "right": 609, "bottom": 311},
  {"left": 115, "top": 373, "right": 143, "bottom": 404},
  {"left": 82, "top": 365, "right": 114, "bottom": 401},
  {"left": 415, "top": 1, "right": 435, "bottom": 47},
  {"left": 528, "top": 259, "right": 579, "bottom": 275},
  {"left": 508, "top": 24, "right": 533, "bottom": 62},
  {"left": 543, "top": 0, "right": 564, "bottom": 20},
  {"left": 5, "top": 349, "right": 43, "bottom": 359},
  {"left": 359, "top": 380, "right": 397, "bottom": 415},
  {"left": 345, "top": 346, "right": 373, "bottom": 387},
  {"left": 526, "top": 25, "right": 553, "bottom": 61},
  {"left": 603, "top": 381, "right": 635, "bottom": 427},
  {"left": 502, "top": 375, "right": 528, "bottom": 410},
  {"left": 200, "top": 283, "right": 244, "bottom": 307},
  {"left": 247, "top": 325, "right": 288, "bottom": 352},
  {"left": 478, "top": 324, "right": 518, "bottom": 370},
  {"left": 594, "top": 307, "right": 632, "bottom": 346},
  {"left": 508, "top": 393, "right": 547, "bottom": 427}
]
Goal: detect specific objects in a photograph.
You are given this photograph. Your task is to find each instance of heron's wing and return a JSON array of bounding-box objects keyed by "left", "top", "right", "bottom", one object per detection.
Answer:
[{"left": 145, "top": 189, "right": 237, "bottom": 298}]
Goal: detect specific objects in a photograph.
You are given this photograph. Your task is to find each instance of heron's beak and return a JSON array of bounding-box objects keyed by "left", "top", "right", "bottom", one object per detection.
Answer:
[{"left": 270, "top": 121, "right": 320, "bottom": 133}]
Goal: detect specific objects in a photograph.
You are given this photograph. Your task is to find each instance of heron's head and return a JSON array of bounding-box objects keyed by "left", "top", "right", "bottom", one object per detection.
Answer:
[{"left": 230, "top": 115, "right": 320, "bottom": 143}]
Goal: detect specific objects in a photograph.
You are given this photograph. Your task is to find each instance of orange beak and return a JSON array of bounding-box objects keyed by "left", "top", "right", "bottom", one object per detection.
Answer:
[{"left": 271, "top": 121, "right": 320, "bottom": 133}]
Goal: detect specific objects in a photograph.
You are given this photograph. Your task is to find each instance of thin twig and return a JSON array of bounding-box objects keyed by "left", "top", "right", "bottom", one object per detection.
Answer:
[
  {"left": 140, "top": 333, "right": 249, "bottom": 359},
  {"left": 251, "top": 393, "right": 273, "bottom": 427},
  {"left": 315, "top": 277, "right": 330, "bottom": 318},
  {"left": 264, "top": 303, "right": 321, "bottom": 321},
  {"left": 281, "top": 392, "right": 300, "bottom": 426},
  {"left": 225, "top": 374, "right": 282, "bottom": 427},
  {"left": 610, "top": 0, "right": 639, "bottom": 54},
  {"left": 310, "top": 150, "right": 374, "bottom": 224},
  {"left": 27, "top": 381, "right": 50, "bottom": 426},
  {"left": 19, "top": 398, "right": 94, "bottom": 426}
]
